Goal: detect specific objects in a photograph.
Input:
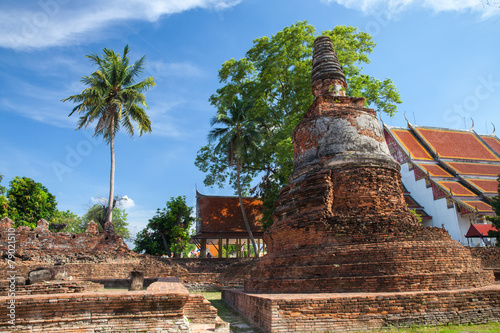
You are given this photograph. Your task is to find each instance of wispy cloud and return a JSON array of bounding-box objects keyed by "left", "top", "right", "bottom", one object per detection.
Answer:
[
  {"left": 0, "top": 0, "right": 242, "bottom": 50},
  {"left": 322, "top": 0, "right": 500, "bottom": 18}
]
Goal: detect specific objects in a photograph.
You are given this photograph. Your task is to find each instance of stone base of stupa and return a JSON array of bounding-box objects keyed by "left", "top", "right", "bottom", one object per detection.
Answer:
[{"left": 222, "top": 285, "right": 500, "bottom": 332}]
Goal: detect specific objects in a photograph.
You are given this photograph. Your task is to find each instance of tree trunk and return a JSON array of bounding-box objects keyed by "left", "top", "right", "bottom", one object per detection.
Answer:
[
  {"left": 236, "top": 160, "right": 258, "bottom": 258},
  {"left": 159, "top": 232, "right": 172, "bottom": 256},
  {"left": 106, "top": 118, "right": 115, "bottom": 224}
]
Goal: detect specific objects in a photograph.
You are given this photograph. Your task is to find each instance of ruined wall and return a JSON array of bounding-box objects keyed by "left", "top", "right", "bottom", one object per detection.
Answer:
[
  {"left": 0, "top": 217, "right": 131, "bottom": 262},
  {"left": 224, "top": 286, "right": 500, "bottom": 333},
  {"left": 470, "top": 247, "right": 500, "bottom": 269}
]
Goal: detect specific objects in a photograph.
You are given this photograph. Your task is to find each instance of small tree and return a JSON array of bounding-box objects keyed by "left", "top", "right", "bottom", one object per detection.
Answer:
[
  {"left": 487, "top": 175, "right": 500, "bottom": 244},
  {"left": 52, "top": 210, "right": 84, "bottom": 233},
  {"left": 0, "top": 173, "right": 7, "bottom": 218},
  {"left": 82, "top": 203, "right": 130, "bottom": 240},
  {"left": 6, "top": 177, "right": 57, "bottom": 228},
  {"left": 134, "top": 196, "right": 194, "bottom": 257}
]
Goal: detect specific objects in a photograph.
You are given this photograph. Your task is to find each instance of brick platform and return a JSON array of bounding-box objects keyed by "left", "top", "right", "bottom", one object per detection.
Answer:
[
  {"left": 223, "top": 286, "right": 500, "bottom": 332},
  {"left": 0, "top": 279, "right": 229, "bottom": 333}
]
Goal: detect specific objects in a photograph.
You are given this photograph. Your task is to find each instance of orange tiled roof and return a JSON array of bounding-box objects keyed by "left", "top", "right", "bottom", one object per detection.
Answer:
[
  {"left": 436, "top": 181, "right": 476, "bottom": 197},
  {"left": 461, "top": 200, "right": 494, "bottom": 213},
  {"left": 391, "top": 129, "right": 433, "bottom": 160},
  {"left": 464, "top": 178, "right": 499, "bottom": 194},
  {"left": 443, "top": 162, "right": 500, "bottom": 177},
  {"left": 481, "top": 136, "right": 500, "bottom": 156},
  {"left": 415, "top": 128, "right": 499, "bottom": 161},
  {"left": 196, "top": 193, "right": 264, "bottom": 235},
  {"left": 416, "top": 163, "right": 453, "bottom": 178}
]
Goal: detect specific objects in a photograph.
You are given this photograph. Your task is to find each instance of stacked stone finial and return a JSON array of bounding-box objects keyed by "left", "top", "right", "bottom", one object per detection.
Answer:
[
  {"left": 311, "top": 36, "right": 347, "bottom": 97},
  {"left": 245, "top": 36, "right": 494, "bottom": 294}
]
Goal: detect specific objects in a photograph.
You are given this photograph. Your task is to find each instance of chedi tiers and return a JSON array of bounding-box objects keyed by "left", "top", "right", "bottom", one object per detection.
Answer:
[{"left": 244, "top": 36, "right": 494, "bottom": 293}]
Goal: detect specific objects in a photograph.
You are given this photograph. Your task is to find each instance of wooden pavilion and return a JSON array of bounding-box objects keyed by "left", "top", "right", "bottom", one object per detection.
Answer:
[{"left": 192, "top": 191, "right": 266, "bottom": 258}]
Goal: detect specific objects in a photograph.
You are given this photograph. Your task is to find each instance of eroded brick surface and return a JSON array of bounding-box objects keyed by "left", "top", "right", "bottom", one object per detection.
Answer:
[{"left": 245, "top": 36, "right": 495, "bottom": 294}]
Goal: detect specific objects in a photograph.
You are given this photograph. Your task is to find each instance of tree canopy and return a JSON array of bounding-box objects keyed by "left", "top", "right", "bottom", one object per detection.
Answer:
[
  {"left": 63, "top": 45, "right": 155, "bottom": 225},
  {"left": 196, "top": 22, "right": 402, "bottom": 228},
  {"left": 133, "top": 196, "right": 194, "bottom": 257},
  {"left": 5, "top": 176, "right": 58, "bottom": 228}
]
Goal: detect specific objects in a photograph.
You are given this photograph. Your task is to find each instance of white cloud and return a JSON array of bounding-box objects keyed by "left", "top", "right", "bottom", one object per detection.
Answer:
[
  {"left": 322, "top": 0, "right": 500, "bottom": 18},
  {"left": 119, "top": 195, "right": 136, "bottom": 209},
  {"left": 90, "top": 195, "right": 136, "bottom": 208},
  {"left": 0, "top": 0, "right": 242, "bottom": 50}
]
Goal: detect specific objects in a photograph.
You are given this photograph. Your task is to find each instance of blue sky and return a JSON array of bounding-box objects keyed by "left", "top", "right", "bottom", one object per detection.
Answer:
[{"left": 1, "top": 0, "right": 499, "bottom": 242}]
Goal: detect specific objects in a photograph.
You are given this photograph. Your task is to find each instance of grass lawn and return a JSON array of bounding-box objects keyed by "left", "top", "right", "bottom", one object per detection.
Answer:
[{"left": 200, "top": 291, "right": 500, "bottom": 333}]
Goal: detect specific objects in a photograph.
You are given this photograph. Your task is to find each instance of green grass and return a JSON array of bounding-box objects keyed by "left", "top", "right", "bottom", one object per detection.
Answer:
[
  {"left": 372, "top": 323, "right": 500, "bottom": 333},
  {"left": 200, "top": 292, "right": 500, "bottom": 333}
]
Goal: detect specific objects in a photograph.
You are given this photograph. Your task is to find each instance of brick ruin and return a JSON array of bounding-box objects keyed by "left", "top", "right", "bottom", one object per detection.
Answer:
[
  {"left": 245, "top": 36, "right": 495, "bottom": 293},
  {"left": 0, "top": 217, "right": 230, "bottom": 332},
  {"left": 0, "top": 217, "right": 131, "bottom": 263},
  {"left": 0, "top": 278, "right": 227, "bottom": 332},
  {"left": 223, "top": 36, "right": 500, "bottom": 332}
]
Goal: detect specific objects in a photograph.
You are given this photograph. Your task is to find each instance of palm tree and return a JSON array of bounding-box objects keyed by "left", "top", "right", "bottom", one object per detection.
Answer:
[
  {"left": 62, "top": 45, "right": 155, "bottom": 225},
  {"left": 208, "top": 98, "right": 263, "bottom": 257}
]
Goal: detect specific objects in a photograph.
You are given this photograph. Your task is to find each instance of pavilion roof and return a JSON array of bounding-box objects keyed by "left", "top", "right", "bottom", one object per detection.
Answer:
[
  {"left": 193, "top": 191, "right": 264, "bottom": 239},
  {"left": 465, "top": 223, "right": 498, "bottom": 238}
]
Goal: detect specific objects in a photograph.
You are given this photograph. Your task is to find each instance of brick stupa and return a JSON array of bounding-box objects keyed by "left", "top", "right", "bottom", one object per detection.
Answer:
[{"left": 245, "top": 36, "right": 494, "bottom": 293}]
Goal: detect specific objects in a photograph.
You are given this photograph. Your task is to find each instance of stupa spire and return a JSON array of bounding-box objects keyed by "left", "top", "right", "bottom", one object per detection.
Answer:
[{"left": 311, "top": 36, "right": 347, "bottom": 97}]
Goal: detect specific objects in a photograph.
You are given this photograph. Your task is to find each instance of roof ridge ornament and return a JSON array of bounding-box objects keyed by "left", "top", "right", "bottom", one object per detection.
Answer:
[
  {"left": 404, "top": 112, "right": 411, "bottom": 128},
  {"left": 491, "top": 123, "right": 496, "bottom": 135},
  {"left": 469, "top": 118, "right": 475, "bottom": 132}
]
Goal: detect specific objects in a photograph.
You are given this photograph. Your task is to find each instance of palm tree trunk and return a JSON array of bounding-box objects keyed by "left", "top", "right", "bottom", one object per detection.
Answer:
[
  {"left": 106, "top": 119, "right": 115, "bottom": 225},
  {"left": 236, "top": 160, "right": 258, "bottom": 258}
]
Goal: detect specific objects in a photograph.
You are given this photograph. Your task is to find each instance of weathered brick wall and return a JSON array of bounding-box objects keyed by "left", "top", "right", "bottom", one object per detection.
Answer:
[
  {"left": 470, "top": 247, "right": 500, "bottom": 269},
  {"left": 0, "top": 290, "right": 190, "bottom": 332},
  {"left": 224, "top": 286, "right": 500, "bottom": 333},
  {"left": 0, "top": 217, "right": 131, "bottom": 262},
  {"left": 0, "top": 280, "right": 103, "bottom": 296}
]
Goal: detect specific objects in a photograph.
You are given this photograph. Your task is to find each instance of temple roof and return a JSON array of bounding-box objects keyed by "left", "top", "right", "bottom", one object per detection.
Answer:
[
  {"left": 384, "top": 124, "right": 499, "bottom": 216},
  {"left": 193, "top": 191, "right": 264, "bottom": 240}
]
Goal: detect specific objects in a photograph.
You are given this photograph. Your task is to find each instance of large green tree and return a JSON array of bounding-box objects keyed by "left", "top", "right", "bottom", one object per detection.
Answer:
[
  {"left": 205, "top": 98, "right": 263, "bottom": 257},
  {"left": 196, "top": 22, "right": 402, "bottom": 228},
  {"left": 6, "top": 177, "right": 57, "bottom": 228},
  {"left": 62, "top": 45, "right": 155, "bottom": 225},
  {"left": 133, "top": 196, "right": 194, "bottom": 257}
]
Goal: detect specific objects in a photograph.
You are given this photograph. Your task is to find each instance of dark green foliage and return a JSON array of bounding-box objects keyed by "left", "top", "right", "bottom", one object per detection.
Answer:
[
  {"left": 487, "top": 175, "right": 500, "bottom": 244},
  {"left": 6, "top": 177, "right": 57, "bottom": 228},
  {"left": 133, "top": 196, "right": 194, "bottom": 257},
  {"left": 196, "top": 22, "right": 402, "bottom": 229},
  {"left": 134, "top": 228, "right": 166, "bottom": 255}
]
